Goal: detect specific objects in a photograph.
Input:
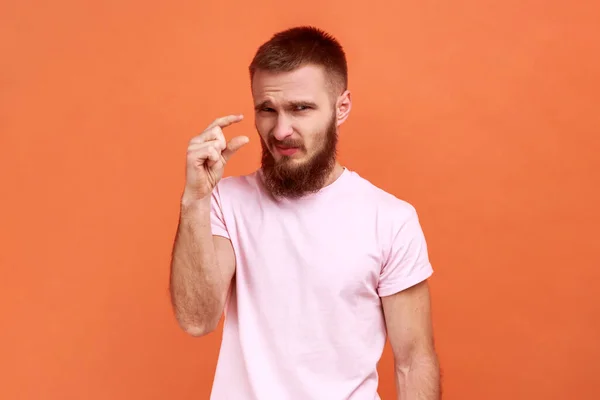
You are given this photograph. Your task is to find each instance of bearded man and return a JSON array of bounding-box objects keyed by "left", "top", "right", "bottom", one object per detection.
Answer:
[{"left": 169, "top": 26, "right": 441, "bottom": 400}]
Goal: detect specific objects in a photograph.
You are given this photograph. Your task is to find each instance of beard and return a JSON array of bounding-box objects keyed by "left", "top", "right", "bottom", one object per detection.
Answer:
[{"left": 260, "top": 113, "right": 338, "bottom": 199}]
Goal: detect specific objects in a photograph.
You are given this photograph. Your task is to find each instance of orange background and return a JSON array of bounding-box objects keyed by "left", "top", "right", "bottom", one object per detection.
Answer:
[{"left": 2, "top": 1, "right": 599, "bottom": 399}]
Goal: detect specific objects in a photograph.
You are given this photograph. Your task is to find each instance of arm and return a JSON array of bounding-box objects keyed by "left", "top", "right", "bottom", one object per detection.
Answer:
[
  {"left": 169, "top": 198, "right": 236, "bottom": 337},
  {"left": 169, "top": 114, "right": 248, "bottom": 337},
  {"left": 382, "top": 280, "right": 440, "bottom": 400}
]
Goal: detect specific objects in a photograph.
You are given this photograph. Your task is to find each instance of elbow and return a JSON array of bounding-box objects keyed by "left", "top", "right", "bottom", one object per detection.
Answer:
[
  {"left": 169, "top": 290, "right": 225, "bottom": 337},
  {"left": 394, "top": 353, "right": 411, "bottom": 377},
  {"left": 394, "top": 346, "right": 439, "bottom": 373},
  {"left": 174, "top": 312, "right": 220, "bottom": 337},
  {"left": 182, "top": 323, "right": 216, "bottom": 337}
]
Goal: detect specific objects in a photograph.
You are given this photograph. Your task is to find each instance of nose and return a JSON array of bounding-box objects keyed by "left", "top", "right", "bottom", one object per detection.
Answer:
[{"left": 272, "top": 115, "right": 294, "bottom": 141}]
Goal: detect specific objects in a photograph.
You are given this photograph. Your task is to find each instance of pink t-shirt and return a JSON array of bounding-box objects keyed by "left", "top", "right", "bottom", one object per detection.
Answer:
[{"left": 209, "top": 167, "right": 433, "bottom": 400}]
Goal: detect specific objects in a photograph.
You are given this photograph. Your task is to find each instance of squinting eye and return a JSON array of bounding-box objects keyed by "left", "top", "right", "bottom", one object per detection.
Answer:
[{"left": 295, "top": 105, "right": 308, "bottom": 111}]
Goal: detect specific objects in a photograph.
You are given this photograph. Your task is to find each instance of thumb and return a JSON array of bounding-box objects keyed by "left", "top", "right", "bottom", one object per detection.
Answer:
[{"left": 222, "top": 136, "right": 250, "bottom": 161}]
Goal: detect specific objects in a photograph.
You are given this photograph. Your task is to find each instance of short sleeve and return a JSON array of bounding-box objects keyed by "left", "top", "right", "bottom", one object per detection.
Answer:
[
  {"left": 210, "top": 184, "right": 230, "bottom": 239},
  {"left": 377, "top": 206, "right": 434, "bottom": 297}
]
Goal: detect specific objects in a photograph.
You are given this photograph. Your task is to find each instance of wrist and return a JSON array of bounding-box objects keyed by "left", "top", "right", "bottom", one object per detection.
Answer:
[{"left": 180, "top": 192, "right": 212, "bottom": 213}]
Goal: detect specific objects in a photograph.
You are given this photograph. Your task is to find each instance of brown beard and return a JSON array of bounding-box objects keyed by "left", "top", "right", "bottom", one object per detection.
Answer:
[{"left": 260, "top": 113, "right": 338, "bottom": 199}]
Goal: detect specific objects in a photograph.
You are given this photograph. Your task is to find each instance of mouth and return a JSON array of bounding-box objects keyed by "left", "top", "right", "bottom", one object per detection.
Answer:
[{"left": 274, "top": 145, "right": 300, "bottom": 156}]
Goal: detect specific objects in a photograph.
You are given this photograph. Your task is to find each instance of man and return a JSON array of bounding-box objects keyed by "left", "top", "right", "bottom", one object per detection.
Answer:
[{"left": 170, "top": 26, "right": 440, "bottom": 400}]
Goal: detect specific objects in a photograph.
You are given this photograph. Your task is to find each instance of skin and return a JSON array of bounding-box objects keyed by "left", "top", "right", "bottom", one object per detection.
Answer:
[
  {"left": 252, "top": 64, "right": 350, "bottom": 187},
  {"left": 170, "top": 115, "right": 248, "bottom": 336},
  {"left": 169, "top": 64, "right": 440, "bottom": 399},
  {"left": 383, "top": 281, "right": 441, "bottom": 399}
]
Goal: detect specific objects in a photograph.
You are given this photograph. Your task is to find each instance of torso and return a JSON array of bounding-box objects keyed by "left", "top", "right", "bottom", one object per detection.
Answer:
[{"left": 208, "top": 168, "right": 432, "bottom": 400}]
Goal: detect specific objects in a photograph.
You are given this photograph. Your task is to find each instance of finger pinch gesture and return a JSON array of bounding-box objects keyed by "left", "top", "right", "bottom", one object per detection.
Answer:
[{"left": 183, "top": 114, "right": 250, "bottom": 203}]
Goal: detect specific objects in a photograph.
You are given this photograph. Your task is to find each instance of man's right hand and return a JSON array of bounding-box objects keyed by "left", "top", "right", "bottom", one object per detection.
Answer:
[{"left": 182, "top": 114, "right": 249, "bottom": 204}]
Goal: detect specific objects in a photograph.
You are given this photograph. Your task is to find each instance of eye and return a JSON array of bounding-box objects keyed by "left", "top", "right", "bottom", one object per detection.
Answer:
[
  {"left": 260, "top": 107, "right": 275, "bottom": 113},
  {"left": 294, "top": 105, "right": 310, "bottom": 111}
]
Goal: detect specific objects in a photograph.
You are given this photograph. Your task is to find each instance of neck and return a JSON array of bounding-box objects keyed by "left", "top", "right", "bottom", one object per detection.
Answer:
[{"left": 323, "top": 162, "right": 344, "bottom": 187}]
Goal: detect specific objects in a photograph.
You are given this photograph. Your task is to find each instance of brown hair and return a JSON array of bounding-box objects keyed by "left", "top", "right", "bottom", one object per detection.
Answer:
[{"left": 249, "top": 26, "right": 348, "bottom": 94}]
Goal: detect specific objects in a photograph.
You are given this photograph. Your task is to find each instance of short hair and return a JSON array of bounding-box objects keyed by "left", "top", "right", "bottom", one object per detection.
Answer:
[{"left": 249, "top": 26, "right": 348, "bottom": 95}]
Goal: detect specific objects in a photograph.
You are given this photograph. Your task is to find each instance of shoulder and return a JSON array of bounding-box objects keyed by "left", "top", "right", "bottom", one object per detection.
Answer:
[
  {"left": 214, "top": 170, "right": 262, "bottom": 199},
  {"left": 345, "top": 169, "right": 419, "bottom": 223}
]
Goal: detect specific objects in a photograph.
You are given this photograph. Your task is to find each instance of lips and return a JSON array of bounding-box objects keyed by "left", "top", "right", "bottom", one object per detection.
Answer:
[{"left": 275, "top": 145, "right": 299, "bottom": 156}]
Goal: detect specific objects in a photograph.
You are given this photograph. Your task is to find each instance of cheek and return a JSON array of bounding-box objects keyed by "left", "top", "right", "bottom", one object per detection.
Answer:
[
  {"left": 255, "top": 116, "right": 273, "bottom": 139},
  {"left": 302, "top": 120, "right": 329, "bottom": 148},
  {"left": 296, "top": 135, "right": 320, "bottom": 158}
]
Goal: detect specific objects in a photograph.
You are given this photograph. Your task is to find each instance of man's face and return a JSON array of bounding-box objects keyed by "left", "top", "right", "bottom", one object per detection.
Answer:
[{"left": 251, "top": 64, "right": 348, "bottom": 198}]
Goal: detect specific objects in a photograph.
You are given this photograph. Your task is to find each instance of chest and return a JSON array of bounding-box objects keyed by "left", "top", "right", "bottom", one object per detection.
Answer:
[{"left": 228, "top": 202, "right": 384, "bottom": 302}]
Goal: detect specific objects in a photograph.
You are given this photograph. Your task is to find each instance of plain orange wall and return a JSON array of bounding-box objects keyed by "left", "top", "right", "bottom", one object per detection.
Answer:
[{"left": 2, "top": 1, "right": 599, "bottom": 399}]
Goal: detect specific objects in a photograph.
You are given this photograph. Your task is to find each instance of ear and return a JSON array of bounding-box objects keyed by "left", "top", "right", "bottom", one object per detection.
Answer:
[{"left": 335, "top": 90, "right": 352, "bottom": 127}]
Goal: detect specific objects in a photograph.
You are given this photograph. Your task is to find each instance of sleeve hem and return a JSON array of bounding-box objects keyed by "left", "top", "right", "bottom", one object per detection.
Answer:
[
  {"left": 377, "top": 267, "right": 434, "bottom": 298},
  {"left": 211, "top": 226, "right": 230, "bottom": 239}
]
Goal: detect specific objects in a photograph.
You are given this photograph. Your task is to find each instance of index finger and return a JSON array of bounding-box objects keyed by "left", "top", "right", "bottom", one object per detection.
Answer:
[{"left": 206, "top": 114, "right": 244, "bottom": 130}]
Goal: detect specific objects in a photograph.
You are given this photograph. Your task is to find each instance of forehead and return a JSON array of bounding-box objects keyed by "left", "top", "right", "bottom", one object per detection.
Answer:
[{"left": 251, "top": 64, "right": 331, "bottom": 104}]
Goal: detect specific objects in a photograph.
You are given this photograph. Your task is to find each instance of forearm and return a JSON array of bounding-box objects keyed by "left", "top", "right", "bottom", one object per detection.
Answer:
[
  {"left": 395, "top": 351, "right": 440, "bottom": 400},
  {"left": 169, "top": 199, "right": 227, "bottom": 335}
]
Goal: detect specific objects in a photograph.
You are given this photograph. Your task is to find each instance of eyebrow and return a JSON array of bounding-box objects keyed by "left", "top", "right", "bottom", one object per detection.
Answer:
[
  {"left": 254, "top": 100, "right": 272, "bottom": 111},
  {"left": 254, "top": 100, "right": 319, "bottom": 111}
]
